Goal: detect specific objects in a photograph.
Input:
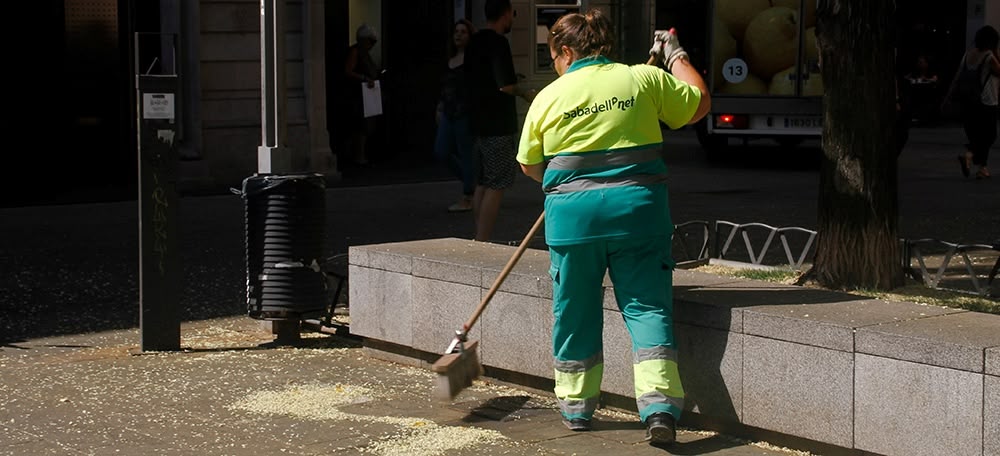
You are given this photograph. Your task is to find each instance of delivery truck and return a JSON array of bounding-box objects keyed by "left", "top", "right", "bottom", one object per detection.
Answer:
[{"left": 696, "top": 0, "right": 823, "bottom": 158}]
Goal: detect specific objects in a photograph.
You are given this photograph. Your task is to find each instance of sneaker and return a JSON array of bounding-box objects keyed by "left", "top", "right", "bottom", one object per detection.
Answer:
[
  {"left": 447, "top": 199, "right": 473, "bottom": 213},
  {"left": 644, "top": 412, "right": 676, "bottom": 445},
  {"left": 562, "top": 418, "right": 592, "bottom": 432}
]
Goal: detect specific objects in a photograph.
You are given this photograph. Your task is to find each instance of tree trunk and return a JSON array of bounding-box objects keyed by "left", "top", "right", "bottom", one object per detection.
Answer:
[{"left": 807, "top": 0, "right": 904, "bottom": 291}]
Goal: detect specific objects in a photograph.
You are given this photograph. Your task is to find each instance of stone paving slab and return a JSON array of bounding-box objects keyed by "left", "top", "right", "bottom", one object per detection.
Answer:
[
  {"left": 481, "top": 292, "right": 553, "bottom": 379},
  {"left": 987, "top": 346, "right": 1000, "bottom": 376},
  {"left": 854, "top": 354, "right": 984, "bottom": 456},
  {"left": 986, "top": 375, "right": 1000, "bottom": 456},
  {"left": 414, "top": 255, "right": 484, "bottom": 287},
  {"left": 348, "top": 266, "right": 415, "bottom": 347},
  {"left": 481, "top": 249, "right": 553, "bottom": 298},
  {"left": 742, "top": 299, "right": 964, "bottom": 352},
  {"left": 742, "top": 335, "right": 854, "bottom": 448},
  {"left": 4, "top": 440, "right": 89, "bottom": 456},
  {"left": 855, "top": 311, "right": 1000, "bottom": 372},
  {"left": 672, "top": 273, "right": 858, "bottom": 334},
  {"left": 411, "top": 275, "right": 483, "bottom": 353},
  {"left": 673, "top": 293, "right": 746, "bottom": 333},
  {"left": 684, "top": 279, "right": 864, "bottom": 306},
  {"left": 675, "top": 323, "right": 743, "bottom": 424}
]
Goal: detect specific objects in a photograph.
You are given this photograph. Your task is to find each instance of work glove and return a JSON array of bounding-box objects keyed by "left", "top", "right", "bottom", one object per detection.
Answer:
[
  {"left": 650, "top": 28, "right": 688, "bottom": 73},
  {"left": 648, "top": 33, "right": 665, "bottom": 60}
]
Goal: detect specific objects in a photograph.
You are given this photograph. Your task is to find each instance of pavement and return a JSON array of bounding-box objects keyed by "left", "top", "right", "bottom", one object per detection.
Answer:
[
  {"left": 0, "top": 157, "right": 828, "bottom": 456},
  {"left": 1, "top": 125, "right": 993, "bottom": 455},
  {"left": 1, "top": 316, "right": 822, "bottom": 456}
]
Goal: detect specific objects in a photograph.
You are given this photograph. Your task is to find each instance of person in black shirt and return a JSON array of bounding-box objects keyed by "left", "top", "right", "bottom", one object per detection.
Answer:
[{"left": 464, "top": 0, "right": 536, "bottom": 241}]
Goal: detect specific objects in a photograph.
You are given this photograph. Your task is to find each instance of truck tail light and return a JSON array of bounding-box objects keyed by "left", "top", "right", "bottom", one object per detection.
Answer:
[{"left": 714, "top": 114, "right": 748, "bottom": 129}]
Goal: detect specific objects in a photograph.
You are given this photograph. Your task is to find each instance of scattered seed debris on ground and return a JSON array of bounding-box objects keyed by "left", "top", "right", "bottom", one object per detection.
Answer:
[{"left": 230, "top": 383, "right": 509, "bottom": 456}]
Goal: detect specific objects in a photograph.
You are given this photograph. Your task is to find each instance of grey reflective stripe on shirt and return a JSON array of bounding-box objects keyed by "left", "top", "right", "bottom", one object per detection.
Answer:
[
  {"left": 554, "top": 352, "right": 604, "bottom": 374},
  {"left": 634, "top": 345, "right": 678, "bottom": 364},
  {"left": 636, "top": 391, "right": 684, "bottom": 411},
  {"left": 545, "top": 173, "right": 669, "bottom": 194},
  {"left": 546, "top": 147, "right": 663, "bottom": 170}
]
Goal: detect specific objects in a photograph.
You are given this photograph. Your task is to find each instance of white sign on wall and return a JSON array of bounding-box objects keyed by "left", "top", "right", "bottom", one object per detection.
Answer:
[{"left": 143, "top": 93, "right": 175, "bottom": 120}]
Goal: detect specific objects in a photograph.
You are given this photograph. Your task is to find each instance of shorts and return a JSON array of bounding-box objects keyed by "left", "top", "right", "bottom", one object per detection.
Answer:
[{"left": 475, "top": 135, "right": 517, "bottom": 190}]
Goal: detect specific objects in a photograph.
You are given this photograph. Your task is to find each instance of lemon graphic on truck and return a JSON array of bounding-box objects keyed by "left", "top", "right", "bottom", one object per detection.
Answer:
[{"left": 698, "top": 0, "right": 824, "bottom": 158}]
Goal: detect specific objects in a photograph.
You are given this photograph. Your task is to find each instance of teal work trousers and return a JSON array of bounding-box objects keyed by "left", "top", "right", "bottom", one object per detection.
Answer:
[{"left": 549, "top": 235, "right": 684, "bottom": 422}]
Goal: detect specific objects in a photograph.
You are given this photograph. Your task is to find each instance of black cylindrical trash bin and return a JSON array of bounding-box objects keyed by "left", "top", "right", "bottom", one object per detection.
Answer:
[{"left": 241, "top": 173, "right": 327, "bottom": 321}]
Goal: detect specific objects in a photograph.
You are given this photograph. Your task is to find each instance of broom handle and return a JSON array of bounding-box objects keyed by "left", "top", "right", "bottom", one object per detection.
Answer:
[{"left": 463, "top": 211, "right": 545, "bottom": 332}]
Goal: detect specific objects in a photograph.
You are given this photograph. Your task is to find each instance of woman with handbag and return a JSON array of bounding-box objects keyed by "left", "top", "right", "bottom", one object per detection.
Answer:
[{"left": 946, "top": 25, "right": 1000, "bottom": 179}]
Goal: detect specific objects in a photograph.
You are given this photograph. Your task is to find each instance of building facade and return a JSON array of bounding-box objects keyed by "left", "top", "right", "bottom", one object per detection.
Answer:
[{"left": 7, "top": 0, "right": 994, "bottom": 206}]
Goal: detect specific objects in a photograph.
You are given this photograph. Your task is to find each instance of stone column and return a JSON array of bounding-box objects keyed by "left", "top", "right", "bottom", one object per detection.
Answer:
[{"left": 303, "top": 0, "right": 338, "bottom": 177}]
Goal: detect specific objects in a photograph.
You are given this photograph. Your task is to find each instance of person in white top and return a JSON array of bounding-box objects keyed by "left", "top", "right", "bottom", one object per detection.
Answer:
[{"left": 949, "top": 25, "right": 1000, "bottom": 179}]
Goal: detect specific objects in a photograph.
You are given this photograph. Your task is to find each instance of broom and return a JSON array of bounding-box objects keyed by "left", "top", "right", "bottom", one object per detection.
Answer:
[{"left": 431, "top": 211, "right": 546, "bottom": 401}]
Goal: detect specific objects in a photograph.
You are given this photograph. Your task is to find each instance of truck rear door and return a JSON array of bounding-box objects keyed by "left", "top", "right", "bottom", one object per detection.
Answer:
[{"left": 706, "top": 0, "right": 823, "bottom": 138}]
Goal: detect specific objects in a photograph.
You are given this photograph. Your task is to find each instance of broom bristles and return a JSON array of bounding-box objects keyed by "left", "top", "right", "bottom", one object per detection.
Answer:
[{"left": 431, "top": 339, "right": 482, "bottom": 401}]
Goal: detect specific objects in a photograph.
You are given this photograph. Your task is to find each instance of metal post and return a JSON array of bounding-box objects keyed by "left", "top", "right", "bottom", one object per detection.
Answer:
[
  {"left": 258, "top": 0, "right": 290, "bottom": 174},
  {"left": 258, "top": 0, "right": 299, "bottom": 343},
  {"left": 136, "top": 33, "right": 180, "bottom": 352}
]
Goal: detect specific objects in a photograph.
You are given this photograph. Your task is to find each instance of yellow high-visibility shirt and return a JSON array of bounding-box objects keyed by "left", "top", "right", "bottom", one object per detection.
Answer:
[{"left": 517, "top": 56, "right": 701, "bottom": 245}]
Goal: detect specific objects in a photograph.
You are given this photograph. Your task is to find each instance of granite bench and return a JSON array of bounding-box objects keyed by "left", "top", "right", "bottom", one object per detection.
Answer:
[{"left": 348, "top": 237, "right": 999, "bottom": 456}]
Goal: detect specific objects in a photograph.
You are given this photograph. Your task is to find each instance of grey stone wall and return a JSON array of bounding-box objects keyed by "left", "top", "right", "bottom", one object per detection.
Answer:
[{"left": 349, "top": 238, "right": 1000, "bottom": 456}]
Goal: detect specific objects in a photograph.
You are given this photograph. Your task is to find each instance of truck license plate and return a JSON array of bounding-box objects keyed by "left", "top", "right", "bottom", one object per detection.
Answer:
[{"left": 782, "top": 116, "right": 823, "bottom": 128}]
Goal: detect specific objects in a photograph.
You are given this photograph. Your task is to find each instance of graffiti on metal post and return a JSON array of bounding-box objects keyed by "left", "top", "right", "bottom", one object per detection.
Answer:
[{"left": 151, "top": 172, "right": 169, "bottom": 276}]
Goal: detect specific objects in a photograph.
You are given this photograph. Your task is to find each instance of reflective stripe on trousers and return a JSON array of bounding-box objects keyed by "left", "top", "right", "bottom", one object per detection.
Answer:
[
  {"left": 553, "top": 353, "right": 603, "bottom": 419},
  {"left": 550, "top": 235, "right": 684, "bottom": 422},
  {"left": 634, "top": 346, "right": 684, "bottom": 421}
]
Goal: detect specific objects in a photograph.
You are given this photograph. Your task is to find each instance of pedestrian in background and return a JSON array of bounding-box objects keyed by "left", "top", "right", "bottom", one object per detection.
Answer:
[
  {"left": 516, "top": 11, "right": 709, "bottom": 445},
  {"left": 947, "top": 25, "right": 999, "bottom": 180},
  {"left": 904, "top": 55, "right": 940, "bottom": 126},
  {"left": 895, "top": 47, "right": 913, "bottom": 157},
  {"left": 464, "top": 0, "right": 536, "bottom": 241},
  {"left": 343, "top": 24, "right": 381, "bottom": 167},
  {"left": 434, "top": 19, "right": 478, "bottom": 213}
]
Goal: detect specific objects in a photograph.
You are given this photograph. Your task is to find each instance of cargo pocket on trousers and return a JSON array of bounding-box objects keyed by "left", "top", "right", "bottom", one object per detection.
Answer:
[
  {"left": 660, "top": 255, "right": 676, "bottom": 272},
  {"left": 660, "top": 254, "right": 676, "bottom": 285},
  {"left": 549, "top": 263, "right": 561, "bottom": 286}
]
